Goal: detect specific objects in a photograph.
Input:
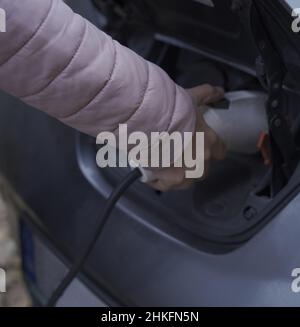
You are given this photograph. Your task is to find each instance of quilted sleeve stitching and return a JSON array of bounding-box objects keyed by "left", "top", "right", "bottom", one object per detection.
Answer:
[
  {"left": 21, "top": 17, "right": 88, "bottom": 100},
  {"left": 0, "top": 0, "right": 54, "bottom": 68},
  {"left": 112, "top": 60, "right": 150, "bottom": 132},
  {"left": 60, "top": 38, "right": 118, "bottom": 119},
  {"left": 165, "top": 83, "right": 178, "bottom": 132}
]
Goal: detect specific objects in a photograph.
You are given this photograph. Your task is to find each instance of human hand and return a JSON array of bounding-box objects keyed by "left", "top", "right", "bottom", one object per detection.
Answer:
[{"left": 148, "top": 84, "right": 227, "bottom": 192}]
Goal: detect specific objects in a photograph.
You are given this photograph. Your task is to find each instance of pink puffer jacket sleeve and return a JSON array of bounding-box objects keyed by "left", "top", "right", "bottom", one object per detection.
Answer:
[{"left": 0, "top": 0, "right": 196, "bottom": 138}]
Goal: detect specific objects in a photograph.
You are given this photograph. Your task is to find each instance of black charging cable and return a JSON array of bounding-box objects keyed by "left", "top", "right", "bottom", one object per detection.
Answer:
[{"left": 46, "top": 168, "right": 142, "bottom": 307}]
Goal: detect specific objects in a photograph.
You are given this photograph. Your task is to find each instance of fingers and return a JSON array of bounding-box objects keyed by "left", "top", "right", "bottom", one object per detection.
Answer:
[
  {"left": 149, "top": 179, "right": 193, "bottom": 192},
  {"left": 146, "top": 84, "right": 226, "bottom": 192},
  {"left": 147, "top": 140, "right": 225, "bottom": 192},
  {"left": 146, "top": 121, "right": 226, "bottom": 192},
  {"left": 148, "top": 168, "right": 187, "bottom": 192},
  {"left": 187, "top": 84, "right": 224, "bottom": 106}
]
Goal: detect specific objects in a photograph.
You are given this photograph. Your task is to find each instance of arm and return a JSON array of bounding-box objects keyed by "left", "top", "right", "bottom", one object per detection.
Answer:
[
  {"left": 0, "top": 0, "right": 196, "bottom": 138},
  {"left": 0, "top": 0, "right": 225, "bottom": 191}
]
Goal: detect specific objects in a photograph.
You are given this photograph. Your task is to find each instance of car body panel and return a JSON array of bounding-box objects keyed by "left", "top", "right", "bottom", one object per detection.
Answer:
[{"left": 0, "top": 0, "right": 300, "bottom": 306}]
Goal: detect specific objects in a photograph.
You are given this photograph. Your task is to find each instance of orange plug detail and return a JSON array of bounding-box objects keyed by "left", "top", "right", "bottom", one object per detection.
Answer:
[{"left": 257, "top": 132, "right": 272, "bottom": 166}]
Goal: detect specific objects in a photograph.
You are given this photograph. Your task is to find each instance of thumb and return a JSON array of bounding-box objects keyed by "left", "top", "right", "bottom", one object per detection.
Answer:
[{"left": 188, "top": 84, "right": 224, "bottom": 106}]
